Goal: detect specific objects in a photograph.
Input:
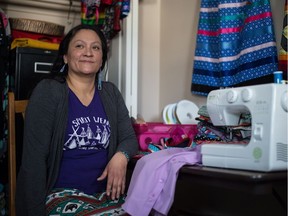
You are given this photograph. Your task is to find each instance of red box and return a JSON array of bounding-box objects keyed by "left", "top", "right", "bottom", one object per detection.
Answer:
[{"left": 133, "top": 122, "right": 198, "bottom": 150}]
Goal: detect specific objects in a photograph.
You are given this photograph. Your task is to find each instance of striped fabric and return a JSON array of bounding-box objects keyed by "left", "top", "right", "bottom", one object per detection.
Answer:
[
  {"left": 278, "top": 0, "right": 288, "bottom": 79},
  {"left": 191, "top": 0, "right": 278, "bottom": 96}
]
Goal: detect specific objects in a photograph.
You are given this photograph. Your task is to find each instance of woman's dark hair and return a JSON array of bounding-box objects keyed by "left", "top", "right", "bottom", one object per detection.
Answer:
[{"left": 51, "top": 24, "right": 108, "bottom": 80}]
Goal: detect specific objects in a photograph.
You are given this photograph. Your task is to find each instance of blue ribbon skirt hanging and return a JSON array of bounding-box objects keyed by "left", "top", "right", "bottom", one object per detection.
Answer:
[{"left": 191, "top": 0, "right": 278, "bottom": 96}]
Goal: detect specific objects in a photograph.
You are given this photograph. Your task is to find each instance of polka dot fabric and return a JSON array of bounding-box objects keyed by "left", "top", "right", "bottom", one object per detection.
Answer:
[
  {"left": 278, "top": 0, "right": 288, "bottom": 78},
  {"left": 191, "top": 0, "right": 278, "bottom": 96}
]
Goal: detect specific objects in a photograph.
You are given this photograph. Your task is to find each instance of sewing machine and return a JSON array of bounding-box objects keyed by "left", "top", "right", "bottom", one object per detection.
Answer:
[{"left": 201, "top": 83, "right": 288, "bottom": 172}]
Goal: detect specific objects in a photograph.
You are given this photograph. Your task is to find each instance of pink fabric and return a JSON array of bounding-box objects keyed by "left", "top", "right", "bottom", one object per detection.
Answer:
[{"left": 122, "top": 147, "right": 201, "bottom": 216}]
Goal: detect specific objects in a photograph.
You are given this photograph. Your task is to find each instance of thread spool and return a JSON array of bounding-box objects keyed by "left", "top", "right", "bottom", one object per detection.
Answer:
[{"left": 273, "top": 71, "right": 283, "bottom": 84}]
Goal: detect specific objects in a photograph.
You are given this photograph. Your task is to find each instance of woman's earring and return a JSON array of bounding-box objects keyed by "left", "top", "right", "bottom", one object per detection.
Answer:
[
  {"left": 60, "top": 64, "right": 67, "bottom": 73},
  {"left": 98, "top": 70, "right": 102, "bottom": 90}
]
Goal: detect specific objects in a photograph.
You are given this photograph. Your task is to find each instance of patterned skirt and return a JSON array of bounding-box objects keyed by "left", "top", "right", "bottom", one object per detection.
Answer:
[
  {"left": 191, "top": 0, "right": 278, "bottom": 96},
  {"left": 46, "top": 188, "right": 128, "bottom": 216}
]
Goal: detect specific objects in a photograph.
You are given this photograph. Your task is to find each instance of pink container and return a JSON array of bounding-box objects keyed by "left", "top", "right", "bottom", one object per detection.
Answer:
[{"left": 133, "top": 122, "right": 198, "bottom": 150}]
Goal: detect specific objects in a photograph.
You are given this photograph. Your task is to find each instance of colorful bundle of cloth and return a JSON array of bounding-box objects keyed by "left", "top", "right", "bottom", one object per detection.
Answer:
[
  {"left": 10, "top": 38, "right": 59, "bottom": 50},
  {"left": 192, "top": 105, "right": 251, "bottom": 145},
  {"left": 81, "top": 0, "right": 131, "bottom": 41},
  {"left": 146, "top": 126, "right": 194, "bottom": 153}
]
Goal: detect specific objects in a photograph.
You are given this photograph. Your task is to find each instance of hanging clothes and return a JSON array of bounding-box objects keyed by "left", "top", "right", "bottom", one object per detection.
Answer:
[
  {"left": 81, "top": 0, "right": 130, "bottom": 42},
  {"left": 278, "top": 0, "right": 288, "bottom": 80},
  {"left": 0, "top": 8, "right": 11, "bottom": 159},
  {"left": 81, "top": 0, "right": 101, "bottom": 25},
  {"left": 191, "top": 0, "right": 278, "bottom": 96}
]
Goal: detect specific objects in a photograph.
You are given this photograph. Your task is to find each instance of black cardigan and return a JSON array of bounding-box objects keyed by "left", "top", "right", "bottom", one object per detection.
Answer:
[{"left": 15, "top": 79, "right": 138, "bottom": 216}]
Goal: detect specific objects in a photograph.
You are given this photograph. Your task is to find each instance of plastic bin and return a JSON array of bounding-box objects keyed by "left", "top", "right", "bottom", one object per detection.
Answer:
[{"left": 133, "top": 122, "right": 198, "bottom": 150}]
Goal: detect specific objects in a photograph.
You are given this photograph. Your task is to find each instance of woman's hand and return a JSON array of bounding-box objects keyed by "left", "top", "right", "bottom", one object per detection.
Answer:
[{"left": 97, "top": 152, "right": 128, "bottom": 200}]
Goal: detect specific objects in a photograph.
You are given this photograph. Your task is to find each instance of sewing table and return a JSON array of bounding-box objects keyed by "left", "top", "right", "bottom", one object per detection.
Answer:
[{"left": 168, "top": 165, "right": 287, "bottom": 216}]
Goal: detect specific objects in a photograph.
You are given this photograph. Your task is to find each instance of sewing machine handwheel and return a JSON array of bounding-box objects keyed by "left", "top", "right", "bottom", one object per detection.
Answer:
[{"left": 281, "top": 91, "right": 288, "bottom": 112}]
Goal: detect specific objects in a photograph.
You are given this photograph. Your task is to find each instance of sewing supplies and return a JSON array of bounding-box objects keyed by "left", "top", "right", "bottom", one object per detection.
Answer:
[
  {"left": 273, "top": 71, "right": 283, "bottom": 84},
  {"left": 162, "top": 100, "right": 199, "bottom": 124}
]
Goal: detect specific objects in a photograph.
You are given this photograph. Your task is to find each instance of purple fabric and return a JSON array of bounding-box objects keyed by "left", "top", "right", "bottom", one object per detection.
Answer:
[{"left": 123, "top": 147, "right": 201, "bottom": 215}]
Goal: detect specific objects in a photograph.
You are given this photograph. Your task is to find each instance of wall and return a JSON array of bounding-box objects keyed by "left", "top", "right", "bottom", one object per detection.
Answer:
[
  {"left": 138, "top": 0, "right": 161, "bottom": 121},
  {"left": 138, "top": 0, "right": 284, "bottom": 122}
]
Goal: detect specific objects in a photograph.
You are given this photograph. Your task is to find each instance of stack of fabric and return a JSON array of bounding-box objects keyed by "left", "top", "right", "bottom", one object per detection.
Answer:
[
  {"left": 192, "top": 105, "right": 251, "bottom": 146},
  {"left": 9, "top": 18, "right": 64, "bottom": 50}
]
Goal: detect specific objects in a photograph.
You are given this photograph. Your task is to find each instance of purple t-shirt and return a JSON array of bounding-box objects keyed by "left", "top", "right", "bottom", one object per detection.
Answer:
[{"left": 54, "top": 89, "right": 111, "bottom": 195}]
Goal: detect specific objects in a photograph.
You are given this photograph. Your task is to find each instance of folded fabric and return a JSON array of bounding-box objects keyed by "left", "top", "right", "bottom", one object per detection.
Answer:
[
  {"left": 122, "top": 147, "right": 201, "bottom": 216},
  {"left": 11, "top": 38, "right": 59, "bottom": 50}
]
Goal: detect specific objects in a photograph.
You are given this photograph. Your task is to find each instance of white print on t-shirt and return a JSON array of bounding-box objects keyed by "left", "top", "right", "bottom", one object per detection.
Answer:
[{"left": 64, "top": 116, "right": 110, "bottom": 150}]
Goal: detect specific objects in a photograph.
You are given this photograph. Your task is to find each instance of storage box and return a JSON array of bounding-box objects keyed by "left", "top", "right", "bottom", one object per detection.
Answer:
[{"left": 133, "top": 122, "right": 198, "bottom": 150}]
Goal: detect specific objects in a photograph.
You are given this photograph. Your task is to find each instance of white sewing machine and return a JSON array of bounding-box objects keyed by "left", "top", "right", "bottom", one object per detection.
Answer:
[{"left": 201, "top": 83, "right": 288, "bottom": 172}]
